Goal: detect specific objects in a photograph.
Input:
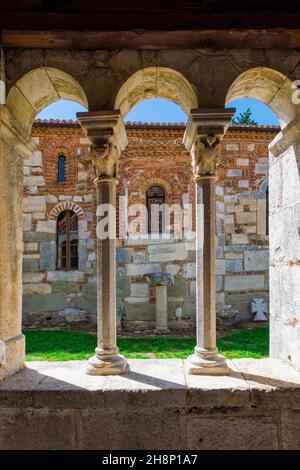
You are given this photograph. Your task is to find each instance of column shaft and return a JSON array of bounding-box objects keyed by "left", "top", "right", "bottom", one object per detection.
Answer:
[{"left": 96, "top": 180, "right": 117, "bottom": 353}]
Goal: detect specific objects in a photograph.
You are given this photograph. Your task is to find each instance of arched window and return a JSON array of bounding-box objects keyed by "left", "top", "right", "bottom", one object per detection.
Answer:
[
  {"left": 58, "top": 154, "right": 66, "bottom": 183},
  {"left": 57, "top": 210, "right": 78, "bottom": 270},
  {"left": 146, "top": 185, "right": 166, "bottom": 234}
]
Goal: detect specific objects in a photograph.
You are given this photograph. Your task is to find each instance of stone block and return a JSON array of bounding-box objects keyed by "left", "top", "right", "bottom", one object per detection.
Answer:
[
  {"left": 116, "top": 248, "right": 131, "bottom": 264},
  {"left": 168, "top": 279, "right": 188, "bottom": 298},
  {"left": 36, "top": 220, "right": 56, "bottom": 234},
  {"left": 130, "top": 283, "right": 149, "bottom": 297},
  {"left": 182, "top": 263, "right": 196, "bottom": 278},
  {"left": 186, "top": 416, "right": 278, "bottom": 450},
  {"left": 40, "top": 242, "right": 56, "bottom": 270},
  {"left": 47, "top": 271, "right": 84, "bottom": 282},
  {"left": 216, "top": 275, "right": 223, "bottom": 292},
  {"left": 23, "top": 272, "right": 46, "bottom": 283},
  {"left": 226, "top": 260, "right": 243, "bottom": 272},
  {"left": 23, "top": 283, "right": 52, "bottom": 295},
  {"left": 116, "top": 278, "right": 131, "bottom": 298},
  {"left": 24, "top": 150, "right": 42, "bottom": 167},
  {"left": 281, "top": 410, "right": 300, "bottom": 449},
  {"left": 226, "top": 144, "right": 239, "bottom": 151},
  {"left": 236, "top": 158, "right": 249, "bottom": 166},
  {"left": 239, "top": 180, "right": 249, "bottom": 188},
  {"left": 23, "top": 292, "right": 67, "bottom": 313},
  {"left": 23, "top": 214, "right": 32, "bottom": 231},
  {"left": 236, "top": 211, "right": 256, "bottom": 224},
  {"left": 244, "top": 250, "right": 269, "bottom": 271},
  {"left": 216, "top": 259, "right": 225, "bottom": 275},
  {"left": 24, "top": 176, "right": 45, "bottom": 187},
  {"left": 0, "top": 409, "right": 76, "bottom": 449},
  {"left": 148, "top": 242, "right": 188, "bottom": 262},
  {"left": 79, "top": 409, "right": 183, "bottom": 450},
  {"left": 225, "top": 275, "right": 265, "bottom": 291},
  {"left": 23, "top": 258, "right": 39, "bottom": 273},
  {"left": 126, "top": 263, "right": 161, "bottom": 277},
  {"left": 23, "top": 196, "right": 46, "bottom": 213},
  {"left": 227, "top": 169, "right": 242, "bottom": 177},
  {"left": 231, "top": 233, "right": 249, "bottom": 244}
]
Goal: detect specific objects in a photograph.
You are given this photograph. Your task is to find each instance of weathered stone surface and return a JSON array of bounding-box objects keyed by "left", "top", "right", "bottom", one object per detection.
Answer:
[
  {"left": 23, "top": 283, "right": 51, "bottom": 295},
  {"left": 23, "top": 196, "right": 46, "bottom": 213},
  {"left": 0, "top": 409, "right": 76, "bottom": 450},
  {"left": 148, "top": 243, "right": 188, "bottom": 262},
  {"left": 36, "top": 220, "right": 56, "bottom": 233},
  {"left": 225, "top": 275, "right": 265, "bottom": 291},
  {"left": 231, "top": 233, "right": 249, "bottom": 244},
  {"left": 1, "top": 359, "right": 300, "bottom": 449},
  {"left": 186, "top": 416, "right": 278, "bottom": 450},
  {"left": 47, "top": 271, "right": 84, "bottom": 282},
  {"left": 130, "top": 283, "right": 149, "bottom": 297},
  {"left": 236, "top": 211, "right": 256, "bottom": 224},
  {"left": 244, "top": 250, "right": 269, "bottom": 271},
  {"left": 23, "top": 272, "right": 45, "bottom": 283},
  {"left": 126, "top": 263, "right": 161, "bottom": 277},
  {"left": 40, "top": 242, "right": 56, "bottom": 270}
]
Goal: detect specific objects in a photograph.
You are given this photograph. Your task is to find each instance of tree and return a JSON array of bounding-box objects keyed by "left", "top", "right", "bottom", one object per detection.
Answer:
[{"left": 232, "top": 108, "right": 257, "bottom": 125}]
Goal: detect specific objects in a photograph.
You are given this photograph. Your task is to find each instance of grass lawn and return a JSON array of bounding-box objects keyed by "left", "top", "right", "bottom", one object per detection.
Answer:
[{"left": 24, "top": 326, "right": 269, "bottom": 361}]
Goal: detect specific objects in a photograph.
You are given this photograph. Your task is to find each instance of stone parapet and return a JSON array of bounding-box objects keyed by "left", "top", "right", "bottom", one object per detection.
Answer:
[{"left": 0, "top": 358, "right": 300, "bottom": 449}]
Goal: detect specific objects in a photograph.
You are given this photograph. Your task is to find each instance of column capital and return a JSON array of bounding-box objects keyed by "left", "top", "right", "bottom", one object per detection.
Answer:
[
  {"left": 183, "top": 108, "right": 235, "bottom": 180},
  {"left": 77, "top": 110, "right": 128, "bottom": 182}
]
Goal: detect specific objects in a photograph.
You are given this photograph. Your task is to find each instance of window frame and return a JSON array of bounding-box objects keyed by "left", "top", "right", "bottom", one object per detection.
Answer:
[
  {"left": 56, "top": 210, "right": 79, "bottom": 271},
  {"left": 146, "top": 185, "right": 166, "bottom": 234},
  {"left": 57, "top": 154, "right": 66, "bottom": 183}
]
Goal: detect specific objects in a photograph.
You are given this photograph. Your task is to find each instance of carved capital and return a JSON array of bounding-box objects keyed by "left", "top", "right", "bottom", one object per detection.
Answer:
[
  {"left": 91, "top": 142, "right": 119, "bottom": 181},
  {"left": 192, "top": 134, "right": 221, "bottom": 180},
  {"left": 77, "top": 110, "right": 127, "bottom": 183},
  {"left": 183, "top": 108, "right": 235, "bottom": 181}
]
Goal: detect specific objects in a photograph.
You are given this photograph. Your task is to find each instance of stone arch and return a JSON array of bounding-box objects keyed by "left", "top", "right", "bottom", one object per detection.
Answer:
[
  {"left": 225, "top": 67, "right": 297, "bottom": 128},
  {"left": 115, "top": 67, "right": 198, "bottom": 116},
  {"left": 49, "top": 202, "right": 85, "bottom": 221},
  {"left": 6, "top": 67, "right": 88, "bottom": 134}
]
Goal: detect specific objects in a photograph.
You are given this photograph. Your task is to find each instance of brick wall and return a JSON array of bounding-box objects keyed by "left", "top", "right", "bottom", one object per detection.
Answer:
[{"left": 22, "top": 120, "right": 277, "bottom": 329}]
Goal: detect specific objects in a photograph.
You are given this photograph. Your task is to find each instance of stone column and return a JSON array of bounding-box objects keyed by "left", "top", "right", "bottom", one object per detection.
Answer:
[
  {"left": 268, "top": 120, "right": 300, "bottom": 370},
  {"left": 77, "top": 110, "right": 128, "bottom": 375},
  {"left": 156, "top": 285, "right": 168, "bottom": 331},
  {"left": 183, "top": 108, "right": 235, "bottom": 375},
  {"left": 0, "top": 105, "right": 36, "bottom": 382}
]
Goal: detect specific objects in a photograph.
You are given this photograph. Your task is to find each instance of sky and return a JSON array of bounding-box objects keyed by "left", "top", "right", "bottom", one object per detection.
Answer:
[{"left": 36, "top": 97, "right": 279, "bottom": 125}]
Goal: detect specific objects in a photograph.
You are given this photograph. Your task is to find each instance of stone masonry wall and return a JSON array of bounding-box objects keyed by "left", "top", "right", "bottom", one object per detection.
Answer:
[{"left": 22, "top": 121, "right": 276, "bottom": 329}]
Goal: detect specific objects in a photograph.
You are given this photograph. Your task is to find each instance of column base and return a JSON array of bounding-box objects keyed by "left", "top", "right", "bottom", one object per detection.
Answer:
[
  {"left": 86, "top": 352, "right": 128, "bottom": 376},
  {"left": 186, "top": 349, "right": 229, "bottom": 375},
  {"left": 0, "top": 334, "right": 25, "bottom": 383}
]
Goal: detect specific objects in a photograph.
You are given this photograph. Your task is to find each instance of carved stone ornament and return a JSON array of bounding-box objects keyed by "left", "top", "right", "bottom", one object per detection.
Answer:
[
  {"left": 91, "top": 142, "right": 119, "bottom": 182},
  {"left": 192, "top": 134, "right": 221, "bottom": 181}
]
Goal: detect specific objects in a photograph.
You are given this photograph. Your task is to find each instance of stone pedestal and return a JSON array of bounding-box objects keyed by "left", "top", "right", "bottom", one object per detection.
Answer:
[
  {"left": 77, "top": 110, "right": 128, "bottom": 375},
  {"left": 0, "top": 105, "right": 36, "bottom": 382},
  {"left": 183, "top": 108, "right": 235, "bottom": 375},
  {"left": 155, "top": 285, "right": 168, "bottom": 331},
  {"left": 143, "top": 272, "right": 173, "bottom": 332}
]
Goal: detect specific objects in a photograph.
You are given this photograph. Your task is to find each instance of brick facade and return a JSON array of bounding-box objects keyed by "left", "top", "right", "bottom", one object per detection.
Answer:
[{"left": 22, "top": 120, "right": 277, "bottom": 329}]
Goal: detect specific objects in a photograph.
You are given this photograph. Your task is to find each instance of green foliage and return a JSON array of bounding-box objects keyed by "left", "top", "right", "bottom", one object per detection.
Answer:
[
  {"left": 232, "top": 108, "right": 258, "bottom": 125},
  {"left": 24, "top": 327, "right": 269, "bottom": 361}
]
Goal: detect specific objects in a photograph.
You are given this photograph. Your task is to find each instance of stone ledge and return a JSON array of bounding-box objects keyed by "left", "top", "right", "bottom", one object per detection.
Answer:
[{"left": 1, "top": 358, "right": 300, "bottom": 449}]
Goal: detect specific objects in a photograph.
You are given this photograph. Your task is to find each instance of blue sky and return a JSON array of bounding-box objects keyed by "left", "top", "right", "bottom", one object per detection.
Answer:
[{"left": 37, "top": 97, "right": 279, "bottom": 125}]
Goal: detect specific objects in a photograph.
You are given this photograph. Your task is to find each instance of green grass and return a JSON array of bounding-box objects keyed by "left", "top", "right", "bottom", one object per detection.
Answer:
[{"left": 24, "top": 326, "right": 269, "bottom": 361}]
